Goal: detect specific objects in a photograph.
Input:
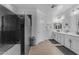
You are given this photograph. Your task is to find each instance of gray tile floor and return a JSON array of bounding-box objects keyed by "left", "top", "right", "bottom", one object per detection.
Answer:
[{"left": 0, "top": 44, "right": 14, "bottom": 55}]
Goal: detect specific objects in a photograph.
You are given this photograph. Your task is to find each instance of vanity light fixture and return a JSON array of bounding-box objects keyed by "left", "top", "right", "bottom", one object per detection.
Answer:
[{"left": 71, "top": 7, "right": 79, "bottom": 16}]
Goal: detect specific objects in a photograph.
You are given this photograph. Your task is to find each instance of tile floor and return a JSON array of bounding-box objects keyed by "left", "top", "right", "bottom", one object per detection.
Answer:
[{"left": 29, "top": 39, "right": 76, "bottom": 55}]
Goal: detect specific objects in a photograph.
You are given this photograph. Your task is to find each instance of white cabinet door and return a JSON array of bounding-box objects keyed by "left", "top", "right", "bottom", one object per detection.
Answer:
[
  {"left": 57, "top": 33, "right": 61, "bottom": 43},
  {"left": 51, "top": 32, "right": 55, "bottom": 40},
  {"left": 60, "top": 34, "right": 65, "bottom": 45},
  {"left": 57, "top": 33, "right": 59, "bottom": 42},
  {"left": 51, "top": 32, "right": 54, "bottom": 39},
  {"left": 64, "top": 35, "right": 71, "bottom": 49},
  {"left": 71, "top": 36, "right": 79, "bottom": 54},
  {"left": 53, "top": 32, "right": 56, "bottom": 40},
  {"left": 59, "top": 33, "right": 61, "bottom": 43},
  {"left": 52, "top": 32, "right": 56, "bottom": 41},
  {"left": 55, "top": 32, "right": 58, "bottom": 41}
]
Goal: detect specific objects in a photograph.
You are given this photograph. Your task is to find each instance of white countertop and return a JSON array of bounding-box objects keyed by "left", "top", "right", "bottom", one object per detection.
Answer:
[{"left": 52, "top": 30, "right": 79, "bottom": 37}]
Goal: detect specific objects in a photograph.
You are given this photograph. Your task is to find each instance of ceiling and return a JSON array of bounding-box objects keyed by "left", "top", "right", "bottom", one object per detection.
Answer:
[
  {"left": 1, "top": 4, "right": 78, "bottom": 21},
  {"left": 1, "top": 4, "right": 77, "bottom": 15},
  {"left": 10, "top": 4, "right": 54, "bottom": 14},
  {"left": 11, "top": 4, "right": 52, "bottom": 9},
  {"left": 10, "top": 4, "right": 77, "bottom": 16}
]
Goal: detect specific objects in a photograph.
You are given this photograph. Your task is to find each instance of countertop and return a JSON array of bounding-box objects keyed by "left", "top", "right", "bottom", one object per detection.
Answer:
[{"left": 52, "top": 30, "right": 79, "bottom": 37}]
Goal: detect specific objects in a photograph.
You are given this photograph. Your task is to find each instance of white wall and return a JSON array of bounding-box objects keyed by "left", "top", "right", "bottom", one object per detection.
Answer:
[
  {"left": 9, "top": 4, "right": 54, "bottom": 44},
  {"left": 11, "top": 7, "right": 37, "bottom": 54},
  {"left": 52, "top": 5, "right": 79, "bottom": 34},
  {"left": 61, "top": 5, "right": 79, "bottom": 34},
  {"left": 35, "top": 9, "right": 53, "bottom": 44}
]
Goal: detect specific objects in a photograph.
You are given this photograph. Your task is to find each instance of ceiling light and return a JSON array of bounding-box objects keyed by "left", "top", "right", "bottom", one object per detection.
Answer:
[{"left": 51, "top": 4, "right": 57, "bottom": 8}]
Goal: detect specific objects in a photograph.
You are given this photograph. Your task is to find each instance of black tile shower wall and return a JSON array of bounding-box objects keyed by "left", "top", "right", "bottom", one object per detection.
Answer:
[
  {"left": 1, "top": 15, "right": 20, "bottom": 44},
  {"left": 0, "top": 5, "right": 16, "bottom": 45},
  {"left": 1, "top": 31, "right": 19, "bottom": 44},
  {"left": 0, "top": 31, "right": 1, "bottom": 44}
]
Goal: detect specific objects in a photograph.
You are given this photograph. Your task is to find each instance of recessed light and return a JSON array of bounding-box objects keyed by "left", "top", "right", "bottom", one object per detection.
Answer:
[{"left": 51, "top": 4, "right": 57, "bottom": 8}]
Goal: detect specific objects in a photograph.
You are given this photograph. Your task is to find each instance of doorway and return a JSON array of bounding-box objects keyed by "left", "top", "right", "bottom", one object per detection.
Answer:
[
  {"left": 18, "top": 14, "right": 32, "bottom": 55},
  {"left": 1, "top": 14, "right": 32, "bottom": 55}
]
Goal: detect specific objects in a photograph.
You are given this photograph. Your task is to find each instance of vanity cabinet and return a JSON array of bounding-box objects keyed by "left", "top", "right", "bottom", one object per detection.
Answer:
[
  {"left": 52, "top": 31, "right": 79, "bottom": 54},
  {"left": 70, "top": 36, "right": 79, "bottom": 54},
  {"left": 55, "top": 32, "right": 58, "bottom": 41},
  {"left": 64, "top": 35, "right": 71, "bottom": 49},
  {"left": 60, "top": 34, "right": 65, "bottom": 45},
  {"left": 57, "top": 33, "right": 61, "bottom": 43},
  {"left": 51, "top": 32, "right": 55, "bottom": 40}
]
